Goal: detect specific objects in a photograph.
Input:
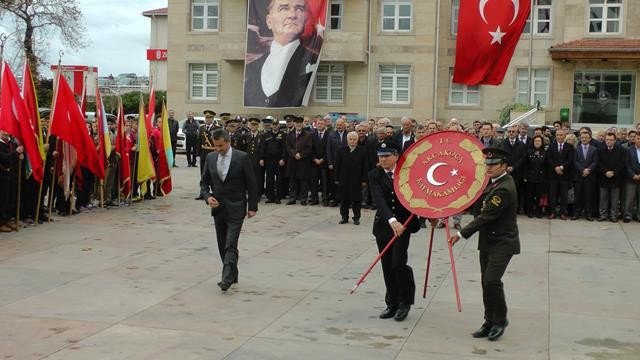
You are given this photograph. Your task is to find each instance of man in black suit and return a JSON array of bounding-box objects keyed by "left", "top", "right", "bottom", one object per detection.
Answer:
[
  {"left": 500, "top": 126, "right": 526, "bottom": 210},
  {"left": 285, "top": 116, "right": 313, "bottom": 205},
  {"left": 244, "top": 0, "right": 319, "bottom": 107},
  {"left": 624, "top": 139, "right": 640, "bottom": 222},
  {"left": 479, "top": 122, "right": 499, "bottom": 148},
  {"left": 326, "top": 117, "right": 348, "bottom": 205},
  {"left": 393, "top": 117, "right": 415, "bottom": 154},
  {"left": 309, "top": 116, "right": 329, "bottom": 206},
  {"left": 546, "top": 129, "right": 575, "bottom": 219},
  {"left": 449, "top": 147, "right": 520, "bottom": 342},
  {"left": 597, "top": 132, "right": 626, "bottom": 222},
  {"left": 573, "top": 131, "right": 599, "bottom": 221},
  {"left": 200, "top": 129, "right": 258, "bottom": 291},
  {"left": 369, "top": 140, "right": 420, "bottom": 322}
]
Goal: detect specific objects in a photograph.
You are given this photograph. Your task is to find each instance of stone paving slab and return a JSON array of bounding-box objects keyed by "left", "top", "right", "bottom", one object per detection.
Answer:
[{"left": 1, "top": 157, "right": 639, "bottom": 359}]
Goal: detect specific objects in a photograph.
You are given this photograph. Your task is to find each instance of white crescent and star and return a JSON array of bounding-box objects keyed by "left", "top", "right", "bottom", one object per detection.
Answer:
[
  {"left": 479, "top": 0, "right": 521, "bottom": 46},
  {"left": 425, "top": 163, "right": 459, "bottom": 187}
]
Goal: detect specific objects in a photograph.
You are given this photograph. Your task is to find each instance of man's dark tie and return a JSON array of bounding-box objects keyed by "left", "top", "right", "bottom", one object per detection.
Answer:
[
  {"left": 386, "top": 171, "right": 393, "bottom": 179},
  {"left": 559, "top": 143, "right": 563, "bottom": 152}
]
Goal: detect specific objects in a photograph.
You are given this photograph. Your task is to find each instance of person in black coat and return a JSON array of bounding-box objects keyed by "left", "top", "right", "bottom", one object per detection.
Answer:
[
  {"left": 309, "top": 117, "right": 330, "bottom": 205},
  {"left": 200, "top": 129, "right": 258, "bottom": 291},
  {"left": 183, "top": 112, "right": 200, "bottom": 167},
  {"left": 0, "top": 131, "right": 22, "bottom": 232},
  {"left": 335, "top": 132, "right": 368, "bottom": 225},
  {"left": 523, "top": 136, "right": 547, "bottom": 218},
  {"left": 393, "top": 117, "right": 415, "bottom": 154},
  {"left": 623, "top": 140, "right": 640, "bottom": 222},
  {"left": 326, "top": 118, "right": 348, "bottom": 205},
  {"left": 369, "top": 140, "right": 420, "bottom": 322},
  {"left": 260, "top": 118, "right": 287, "bottom": 204},
  {"left": 546, "top": 129, "right": 575, "bottom": 219},
  {"left": 597, "top": 132, "right": 627, "bottom": 222},
  {"left": 285, "top": 117, "right": 313, "bottom": 205},
  {"left": 500, "top": 126, "right": 526, "bottom": 211},
  {"left": 572, "top": 131, "right": 599, "bottom": 221},
  {"left": 167, "top": 110, "right": 179, "bottom": 167}
]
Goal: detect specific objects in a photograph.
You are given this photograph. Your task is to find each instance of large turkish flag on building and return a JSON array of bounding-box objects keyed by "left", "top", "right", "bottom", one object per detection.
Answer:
[{"left": 453, "top": 0, "right": 531, "bottom": 86}]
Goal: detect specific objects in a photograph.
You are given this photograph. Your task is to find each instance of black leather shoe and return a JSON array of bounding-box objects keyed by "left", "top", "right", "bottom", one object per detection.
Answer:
[
  {"left": 195, "top": 195, "right": 203, "bottom": 200},
  {"left": 286, "top": 200, "right": 296, "bottom": 205},
  {"left": 586, "top": 216, "right": 594, "bottom": 221},
  {"left": 339, "top": 218, "right": 348, "bottom": 224},
  {"left": 597, "top": 216, "right": 607, "bottom": 222},
  {"left": 394, "top": 304, "right": 410, "bottom": 321},
  {"left": 275, "top": 200, "right": 281, "bottom": 204},
  {"left": 217, "top": 281, "right": 231, "bottom": 291},
  {"left": 623, "top": 217, "right": 632, "bottom": 223},
  {"left": 488, "top": 321, "right": 508, "bottom": 341},
  {"left": 265, "top": 199, "right": 276, "bottom": 204},
  {"left": 353, "top": 218, "right": 360, "bottom": 225},
  {"left": 472, "top": 322, "right": 493, "bottom": 338},
  {"left": 379, "top": 306, "right": 397, "bottom": 319},
  {"left": 309, "top": 200, "right": 319, "bottom": 205},
  {"left": 300, "top": 200, "right": 307, "bottom": 206}
]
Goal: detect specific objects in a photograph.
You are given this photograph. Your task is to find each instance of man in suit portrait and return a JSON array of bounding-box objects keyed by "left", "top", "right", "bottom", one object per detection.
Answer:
[
  {"left": 200, "top": 129, "right": 258, "bottom": 291},
  {"left": 244, "top": 0, "right": 320, "bottom": 108}
]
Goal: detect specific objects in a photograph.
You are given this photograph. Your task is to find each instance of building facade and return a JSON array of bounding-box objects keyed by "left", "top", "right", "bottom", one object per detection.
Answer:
[
  {"left": 144, "top": 7, "right": 169, "bottom": 91},
  {"left": 165, "top": 0, "right": 640, "bottom": 127}
]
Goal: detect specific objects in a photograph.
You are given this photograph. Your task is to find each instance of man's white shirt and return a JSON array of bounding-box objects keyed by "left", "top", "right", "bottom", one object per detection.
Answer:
[{"left": 261, "top": 40, "right": 300, "bottom": 97}]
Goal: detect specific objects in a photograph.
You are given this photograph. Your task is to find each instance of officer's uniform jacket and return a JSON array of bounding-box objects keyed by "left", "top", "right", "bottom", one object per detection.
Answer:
[
  {"left": 369, "top": 166, "right": 419, "bottom": 239},
  {"left": 460, "top": 172, "right": 520, "bottom": 254},
  {"left": 198, "top": 124, "right": 216, "bottom": 154}
]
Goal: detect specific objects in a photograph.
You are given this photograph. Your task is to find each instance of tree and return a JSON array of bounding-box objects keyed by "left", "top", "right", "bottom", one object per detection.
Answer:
[{"left": 0, "top": 0, "right": 88, "bottom": 81}]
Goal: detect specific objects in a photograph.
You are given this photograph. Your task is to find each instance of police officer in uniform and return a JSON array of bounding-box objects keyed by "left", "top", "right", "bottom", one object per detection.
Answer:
[
  {"left": 226, "top": 118, "right": 248, "bottom": 152},
  {"left": 260, "top": 117, "right": 286, "bottom": 203},
  {"left": 449, "top": 147, "right": 520, "bottom": 342},
  {"left": 369, "top": 140, "right": 420, "bottom": 322},
  {"left": 246, "top": 117, "right": 265, "bottom": 198},
  {"left": 195, "top": 110, "right": 217, "bottom": 200}
]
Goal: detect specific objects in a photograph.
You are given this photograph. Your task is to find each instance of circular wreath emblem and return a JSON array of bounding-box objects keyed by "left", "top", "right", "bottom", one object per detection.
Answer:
[{"left": 394, "top": 131, "right": 488, "bottom": 218}]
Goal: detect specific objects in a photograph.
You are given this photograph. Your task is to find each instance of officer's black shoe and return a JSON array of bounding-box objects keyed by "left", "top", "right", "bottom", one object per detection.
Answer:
[
  {"left": 394, "top": 304, "right": 410, "bottom": 321},
  {"left": 265, "top": 199, "right": 276, "bottom": 204},
  {"left": 195, "top": 195, "right": 204, "bottom": 200},
  {"left": 472, "top": 322, "right": 493, "bottom": 338},
  {"left": 300, "top": 200, "right": 307, "bottom": 206},
  {"left": 309, "top": 200, "right": 319, "bottom": 205},
  {"left": 286, "top": 200, "right": 296, "bottom": 205},
  {"left": 322, "top": 200, "right": 329, "bottom": 207},
  {"left": 275, "top": 199, "right": 281, "bottom": 204},
  {"left": 353, "top": 218, "right": 360, "bottom": 225},
  {"left": 339, "top": 218, "right": 348, "bottom": 224},
  {"left": 379, "top": 306, "right": 397, "bottom": 319},
  {"left": 217, "top": 281, "right": 231, "bottom": 291},
  {"left": 488, "top": 321, "right": 508, "bottom": 341}
]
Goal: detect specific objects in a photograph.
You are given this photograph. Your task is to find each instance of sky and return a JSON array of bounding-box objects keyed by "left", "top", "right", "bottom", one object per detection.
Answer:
[{"left": 1, "top": 0, "right": 166, "bottom": 78}]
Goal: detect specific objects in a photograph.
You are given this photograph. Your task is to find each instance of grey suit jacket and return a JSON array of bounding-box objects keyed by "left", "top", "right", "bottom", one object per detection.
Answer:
[{"left": 200, "top": 148, "right": 258, "bottom": 219}]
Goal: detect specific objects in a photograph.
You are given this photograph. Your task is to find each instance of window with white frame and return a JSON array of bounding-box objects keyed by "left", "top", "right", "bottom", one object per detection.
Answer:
[
  {"left": 189, "top": 64, "right": 218, "bottom": 100},
  {"left": 449, "top": 70, "right": 480, "bottom": 106},
  {"left": 330, "top": 0, "right": 343, "bottom": 30},
  {"left": 381, "top": 0, "right": 412, "bottom": 32},
  {"left": 588, "top": 0, "right": 622, "bottom": 33},
  {"left": 516, "top": 69, "right": 550, "bottom": 106},
  {"left": 523, "top": 0, "right": 552, "bottom": 34},
  {"left": 451, "top": 0, "right": 460, "bottom": 35},
  {"left": 380, "top": 65, "right": 411, "bottom": 104},
  {"left": 191, "top": 0, "right": 219, "bottom": 31},
  {"left": 314, "top": 64, "right": 345, "bottom": 102}
]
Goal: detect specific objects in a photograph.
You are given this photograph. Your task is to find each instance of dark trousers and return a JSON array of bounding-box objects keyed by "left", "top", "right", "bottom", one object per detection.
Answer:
[
  {"left": 186, "top": 137, "right": 197, "bottom": 166},
  {"left": 574, "top": 178, "right": 596, "bottom": 217},
  {"left": 213, "top": 215, "right": 245, "bottom": 284},
  {"left": 479, "top": 250, "right": 513, "bottom": 326},
  {"left": 548, "top": 179, "right": 569, "bottom": 215},
  {"left": 170, "top": 140, "right": 177, "bottom": 165},
  {"left": 376, "top": 230, "right": 415, "bottom": 307},
  {"left": 340, "top": 201, "right": 361, "bottom": 220},
  {"left": 252, "top": 162, "right": 264, "bottom": 196},
  {"left": 525, "top": 181, "right": 545, "bottom": 215},
  {"left": 264, "top": 159, "right": 284, "bottom": 201},
  {"left": 517, "top": 177, "right": 527, "bottom": 212},
  {"left": 199, "top": 151, "right": 212, "bottom": 175},
  {"left": 310, "top": 164, "right": 328, "bottom": 202},
  {"left": 21, "top": 176, "right": 38, "bottom": 219},
  {"left": 599, "top": 186, "right": 620, "bottom": 219},
  {"left": 289, "top": 178, "right": 309, "bottom": 201}
]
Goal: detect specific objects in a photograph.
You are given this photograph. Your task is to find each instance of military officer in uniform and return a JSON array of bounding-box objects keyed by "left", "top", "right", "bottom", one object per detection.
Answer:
[
  {"left": 246, "top": 118, "right": 265, "bottom": 198},
  {"left": 260, "top": 117, "right": 286, "bottom": 204},
  {"left": 226, "top": 118, "right": 248, "bottom": 152},
  {"left": 369, "top": 140, "right": 420, "bottom": 322},
  {"left": 449, "top": 147, "right": 520, "bottom": 342},
  {"left": 195, "top": 110, "right": 217, "bottom": 200}
]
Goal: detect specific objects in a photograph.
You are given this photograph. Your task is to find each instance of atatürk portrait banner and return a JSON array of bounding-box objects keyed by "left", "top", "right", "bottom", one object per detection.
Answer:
[{"left": 244, "top": 0, "right": 328, "bottom": 108}]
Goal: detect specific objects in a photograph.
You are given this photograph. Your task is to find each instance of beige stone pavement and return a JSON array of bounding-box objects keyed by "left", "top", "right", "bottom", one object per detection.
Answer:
[{"left": 1, "top": 155, "right": 640, "bottom": 359}]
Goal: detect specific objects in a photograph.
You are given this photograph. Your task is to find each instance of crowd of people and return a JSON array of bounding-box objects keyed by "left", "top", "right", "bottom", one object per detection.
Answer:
[
  {"left": 186, "top": 112, "right": 640, "bottom": 226},
  {"left": 0, "top": 112, "right": 179, "bottom": 233}
]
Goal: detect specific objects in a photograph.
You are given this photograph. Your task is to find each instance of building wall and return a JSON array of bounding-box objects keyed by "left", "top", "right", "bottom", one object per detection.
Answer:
[
  {"left": 166, "top": 0, "right": 640, "bottom": 126},
  {"left": 148, "top": 14, "right": 168, "bottom": 90}
]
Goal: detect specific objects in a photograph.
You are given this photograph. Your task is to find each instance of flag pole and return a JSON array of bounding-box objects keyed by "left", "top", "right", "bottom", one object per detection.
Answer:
[
  {"left": 422, "top": 222, "right": 436, "bottom": 298},
  {"left": 15, "top": 157, "right": 22, "bottom": 231},
  {"left": 527, "top": 0, "right": 534, "bottom": 106},
  {"left": 47, "top": 51, "right": 64, "bottom": 222},
  {"left": 100, "top": 179, "right": 104, "bottom": 208},
  {"left": 444, "top": 218, "right": 462, "bottom": 312},
  {"left": 432, "top": 0, "right": 441, "bottom": 121},
  {"left": 130, "top": 147, "right": 138, "bottom": 205}
]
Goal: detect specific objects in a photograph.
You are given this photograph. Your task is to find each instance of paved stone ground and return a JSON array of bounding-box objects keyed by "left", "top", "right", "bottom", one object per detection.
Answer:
[{"left": 1, "top": 154, "right": 640, "bottom": 359}]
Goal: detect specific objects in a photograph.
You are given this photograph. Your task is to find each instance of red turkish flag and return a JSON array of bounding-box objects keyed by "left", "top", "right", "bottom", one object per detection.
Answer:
[{"left": 453, "top": 0, "right": 531, "bottom": 86}]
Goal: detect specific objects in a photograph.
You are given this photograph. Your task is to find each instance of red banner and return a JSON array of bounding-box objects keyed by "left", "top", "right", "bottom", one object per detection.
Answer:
[{"left": 146, "top": 49, "right": 168, "bottom": 61}]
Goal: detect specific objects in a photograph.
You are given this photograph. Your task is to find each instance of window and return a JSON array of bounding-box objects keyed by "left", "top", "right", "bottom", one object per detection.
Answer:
[
  {"left": 573, "top": 71, "right": 635, "bottom": 125},
  {"left": 449, "top": 70, "right": 480, "bottom": 106},
  {"left": 191, "top": 0, "right": 219, "bottom": 31},
  {"left": 523, "top": 0, "right": 552, "bottom": 34},
  {"left": 516, "top": 69, "right": 550, "bottom": 106},
  {"left": 451, "top": 0, "right": 460, "bottom": 35},
  {"left": 189, "top": 64, "right": 218, "bottom": 100},
  {"left": 382, "top": 0, "right": 412, "bottom": 32},
  {"left": 588, "top": 0, "right": 622, "bottom": 33},
  {"left": 379, "top": 65, "right": 411, "bottom": 104},
  {"left": 329, "top": 0, "right": 343, "bottom": 30},
  {"left": 314, "top": 64, "right": 345, "bottom": 103}
]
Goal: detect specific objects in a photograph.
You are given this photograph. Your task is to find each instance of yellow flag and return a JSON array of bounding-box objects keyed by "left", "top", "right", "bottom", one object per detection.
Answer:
[{"left": 136, "top": 93, "right": 156, "bottom": 194}]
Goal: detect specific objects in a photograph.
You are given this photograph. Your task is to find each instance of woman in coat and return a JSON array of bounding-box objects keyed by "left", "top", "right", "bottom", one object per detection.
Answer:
[{"left": 523, "top": 135, "right": 547, "bottom": 217}]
